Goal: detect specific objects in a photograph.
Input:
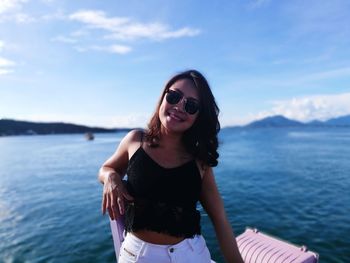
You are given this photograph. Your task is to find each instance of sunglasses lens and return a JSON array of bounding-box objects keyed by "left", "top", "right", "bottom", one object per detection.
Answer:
[
  {"left": 166, "top": 89, "right": 199, "bottom": 115},
  {"left": 166, "top": 90, "right": 182, "bottom": 105},
  {"left": 185, "top": 100, "right": 199, "bottom": 115}
]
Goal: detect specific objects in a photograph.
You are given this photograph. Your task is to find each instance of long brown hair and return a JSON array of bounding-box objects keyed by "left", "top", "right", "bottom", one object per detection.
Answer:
[{"left": 146, "top": 70, "right": 220, "bottom": 167}]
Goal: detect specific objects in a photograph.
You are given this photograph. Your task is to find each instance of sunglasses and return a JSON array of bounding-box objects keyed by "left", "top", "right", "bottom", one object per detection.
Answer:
[{"left": 165, "top": 89, "right": 200, "bottom": 115}]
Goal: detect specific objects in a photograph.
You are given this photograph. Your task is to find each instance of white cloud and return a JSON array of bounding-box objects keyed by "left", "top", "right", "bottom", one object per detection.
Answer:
[
  {"left": 0, "top": 68, "right": 14, "bottom": 75},
  {"left": 41, "top": 9, "right": 67, "bottom": 21},
  {"left": 158, "top": 27, "right": 200, "bottom": 39},
  {"left": 14, "top": 12, "right": 35, "bottom": 23},
  {"left": 69, "top": 10, "right": 200, "bottom": 41},
  {"left": 0, "top": 0, "right": 22, "bottom": 14},
  {"left": 0, "top": 57, "right": 15, "bottom": 67},
  {"left": 51, "top": 35, "right": 77, "bottom": 44},
  {"left": 221, "top": 92, "right": 350, "bottom": 127},
  {"left": 257, "top": 92, "right": 350, "bottom": 122},
  {"left": 0, "top": 41, "right": 4, "bottom": 51},
  {"left": 220, "top": 114, "right": 254, "bottom": 127},
  {"left": 0, "top": 0, "right": 28, "bottom": 14},
  {"left": 107, "top": 113, "right": 149, "bottom": 128},
  {"left": 0, "top": 56, "right": 15, "bottom": 75},
  {"left": 74, "top": 44, "right": 132, "bottom": 55},
  {"left": 73, "top": 46, "right": 87, "bottom": 53},
  {"left": 0, "top": 12, "right": 35, "bottom": 23},
  {"left": 69, "top": 10, "right": 129, "bottom": 31},
  {"left": 70, "top": 29, "right": 89, "bottom": 37},
  {"left": 107, "top": 45, "right": 132, "bottom": 54},
  {"left": 0, "top": 0, "right": 35, "bottom": 24}
]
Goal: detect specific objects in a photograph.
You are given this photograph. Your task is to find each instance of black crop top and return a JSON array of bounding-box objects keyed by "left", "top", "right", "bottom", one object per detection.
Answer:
[{"left": 125, "top": 143, "right": 202, "bottom": 238}]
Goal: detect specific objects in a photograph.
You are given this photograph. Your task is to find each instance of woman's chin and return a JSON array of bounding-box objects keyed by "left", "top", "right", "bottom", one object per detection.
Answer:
[{"left": 161, "top": 117, "right": 191, "bottom": 134}]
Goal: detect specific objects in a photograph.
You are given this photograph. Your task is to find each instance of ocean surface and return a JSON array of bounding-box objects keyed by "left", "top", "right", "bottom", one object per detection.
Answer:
[{"left": 0, "top": 128, "right": 349, "bottom": 263}]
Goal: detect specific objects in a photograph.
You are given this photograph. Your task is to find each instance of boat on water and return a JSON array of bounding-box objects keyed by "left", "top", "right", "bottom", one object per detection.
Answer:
[
  {"left": 85, "top": 132, "right": 94, "bottom": 141},
  {"left": 109, "top": 218, "right": 319, "bottom": 263}
]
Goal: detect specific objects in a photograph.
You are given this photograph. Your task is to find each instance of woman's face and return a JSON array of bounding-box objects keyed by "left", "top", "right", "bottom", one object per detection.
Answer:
[{"left": 159, "top": 78, "right": 200, "bottom": 134}]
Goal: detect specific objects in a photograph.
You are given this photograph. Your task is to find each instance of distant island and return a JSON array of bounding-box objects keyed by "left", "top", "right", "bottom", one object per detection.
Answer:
[
  {"left": 226, "top": 114, "right": 350, "bottom": 129},
  {"left": 1, "top": 114, "right": 350, "bottom": 137},
  {"left": 0, "top": 119, "right": 132, "bottom": 137}
]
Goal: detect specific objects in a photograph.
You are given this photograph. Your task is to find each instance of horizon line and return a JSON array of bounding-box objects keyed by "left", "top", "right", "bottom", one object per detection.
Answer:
[{"left": 2, "top": 113, "right": 350, "bottom": 130}]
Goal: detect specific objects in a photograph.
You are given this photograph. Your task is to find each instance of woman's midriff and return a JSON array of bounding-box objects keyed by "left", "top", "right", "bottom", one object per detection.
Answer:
[{"left": 132, "top": 230, "right": 185, "bottom": 245}]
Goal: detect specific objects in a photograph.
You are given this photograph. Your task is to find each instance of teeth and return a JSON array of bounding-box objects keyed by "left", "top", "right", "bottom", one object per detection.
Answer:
[{"left": 169, "top": 112, "right": 183, "bottom": 121}]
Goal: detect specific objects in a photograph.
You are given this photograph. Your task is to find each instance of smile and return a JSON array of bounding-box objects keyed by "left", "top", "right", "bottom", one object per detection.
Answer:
[{"left": 167, "top": 111, "right": 185, "bottom": 122}]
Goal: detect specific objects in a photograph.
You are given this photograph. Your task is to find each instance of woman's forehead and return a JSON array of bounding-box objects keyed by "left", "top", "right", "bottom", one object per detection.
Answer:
[{"left": 170, "top": 79, "right": 199, "bottom": 99}]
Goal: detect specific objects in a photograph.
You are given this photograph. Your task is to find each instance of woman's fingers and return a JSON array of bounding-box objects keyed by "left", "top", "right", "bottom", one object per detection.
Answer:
[
  {"left": 102, "top": 181, "right": 133, "bottom": 220},
  {"left": 107, "top": 193, "right": 114, "bottom": 220},
  {"left": 117, "top": 196, "right": 124, "bottom": 215},
  {"left": 102, "top": 193, "right": 107, "bottom": 215},
  {"left": 118, "top": 187, "right": 134, "bottom": 215},
  {"left": 123, "top": 191, "right": 134, "bottom": 201},
  {"left": 111, "top": 193, "right": 120, "bottom": 220}
]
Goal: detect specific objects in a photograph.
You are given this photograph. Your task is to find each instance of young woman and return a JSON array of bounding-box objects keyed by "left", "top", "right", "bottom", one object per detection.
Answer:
[{"left": 98, "top": 70, "right": 243, "bottom": 263}]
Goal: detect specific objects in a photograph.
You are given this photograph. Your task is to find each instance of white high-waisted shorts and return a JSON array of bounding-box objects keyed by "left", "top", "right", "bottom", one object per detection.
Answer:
[{"left": 118, "top": 232, "right": 212, "bottom": 263}]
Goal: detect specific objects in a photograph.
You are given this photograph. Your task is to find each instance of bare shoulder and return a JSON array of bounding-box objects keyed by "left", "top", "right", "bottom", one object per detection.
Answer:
[
  {"left": 122, "top": 129, "right": 144, "bottom": 144},
  {"left": 122, "top": 129, "right": 144, "bottom": 157},
  {"left": 195, "top": 160, "right": 212, "bottom": 180},
  {"left": 110, "top": 129, "right": 144, "bottom": 158},
  {"left": 101, "top": 129, "right": 144, "bottom": 172}
]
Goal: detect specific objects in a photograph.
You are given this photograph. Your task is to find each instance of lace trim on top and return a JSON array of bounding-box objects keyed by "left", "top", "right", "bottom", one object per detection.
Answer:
[{"left": 125, "top": 199, "right": 201, "bottom": 238}]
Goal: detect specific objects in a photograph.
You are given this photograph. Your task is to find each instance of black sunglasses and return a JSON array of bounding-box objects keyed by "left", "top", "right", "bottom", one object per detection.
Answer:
[{"left": 165, "top": 89, "right": 200, "bottom": 115}]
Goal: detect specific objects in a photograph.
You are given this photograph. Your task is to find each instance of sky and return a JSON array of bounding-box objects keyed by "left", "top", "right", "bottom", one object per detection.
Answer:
[{"left": 1, "top": 0, "right": 350, "bottom": 128}]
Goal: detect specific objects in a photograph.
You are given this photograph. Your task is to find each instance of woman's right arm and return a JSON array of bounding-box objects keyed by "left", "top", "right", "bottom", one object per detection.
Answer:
[
  {"left": 200, "top": 166, "right": 244, "bottom": 263},
  {"left": 98, "top": 130, "right": 140, "bottom": 220}
]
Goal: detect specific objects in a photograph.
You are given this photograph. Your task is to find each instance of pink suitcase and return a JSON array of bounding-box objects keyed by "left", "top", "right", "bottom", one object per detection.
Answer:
[{"left": 236, "top": 228, "right": 319, "bottom": 263}]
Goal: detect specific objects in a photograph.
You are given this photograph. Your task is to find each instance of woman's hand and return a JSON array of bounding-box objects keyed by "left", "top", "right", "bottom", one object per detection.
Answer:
[{"left": 102, "top": 172, "right": 133, "bottom": 220}]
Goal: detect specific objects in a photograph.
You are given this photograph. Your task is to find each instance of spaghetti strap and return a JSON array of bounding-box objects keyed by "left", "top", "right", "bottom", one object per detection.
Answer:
[{"left": 140, "top": 130, "right": 144, "bottom": 147}]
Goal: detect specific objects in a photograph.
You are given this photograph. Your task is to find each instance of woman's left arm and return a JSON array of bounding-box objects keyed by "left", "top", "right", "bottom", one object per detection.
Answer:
[{"left": 199, "top": 166, "right": 244, "bottom": 263}]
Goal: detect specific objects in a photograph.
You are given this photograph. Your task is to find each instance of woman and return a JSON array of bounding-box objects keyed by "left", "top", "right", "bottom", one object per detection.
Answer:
[{"left": 98, "top": 70, "right": 243, "bottom": 263}]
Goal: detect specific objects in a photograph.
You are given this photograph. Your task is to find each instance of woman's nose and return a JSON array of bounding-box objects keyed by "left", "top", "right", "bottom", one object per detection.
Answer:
[{"left": 175, "top": 98, "right": 186, "bottom": 112}]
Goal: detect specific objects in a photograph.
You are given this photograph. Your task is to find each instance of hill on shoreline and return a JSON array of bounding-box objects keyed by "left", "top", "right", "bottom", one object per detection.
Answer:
[
  {"left": 0, "top": 119, "right": 131, "bottom": 136},
  {"left": 226, "top": 114, "right": 350, "bottom": 129},
  {"left": 1, "top": 115, "right": 350, "bottom": 136}
]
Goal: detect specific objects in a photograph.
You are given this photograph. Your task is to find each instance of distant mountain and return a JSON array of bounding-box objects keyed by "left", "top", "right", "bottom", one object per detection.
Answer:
[
  {"left": 246, "top": 115, "right": 305, "bottom": 128},
  {"left": 224, "top": 114, "right": 350, "bottom": 129},
  {"left": 306, "top": 120, "right": 326, "bottom": 126},
  {"left": 324, "top": 115, "right": 350, "bottom": 126},
  {"left": 0, "top": 119, "right": 131, "bottom": 136}
]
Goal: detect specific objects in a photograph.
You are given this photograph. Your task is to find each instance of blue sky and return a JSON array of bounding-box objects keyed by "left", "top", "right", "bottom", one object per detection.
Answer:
[{"left": 1, "top": 0, "right": 350, "bottom": 128}]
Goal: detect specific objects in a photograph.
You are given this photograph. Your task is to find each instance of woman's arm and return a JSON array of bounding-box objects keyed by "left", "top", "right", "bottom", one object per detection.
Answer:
[
  {"left": 98, "top": 130, "right": 140, "bottom": 220},
  {"left": 200, "top": 167, "right": 244, "bottom": 263}
]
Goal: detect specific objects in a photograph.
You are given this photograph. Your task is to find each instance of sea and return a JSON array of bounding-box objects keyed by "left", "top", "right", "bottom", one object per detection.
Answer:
[{"left": 0, "top": 127, "right": 349, "bottom": 263}]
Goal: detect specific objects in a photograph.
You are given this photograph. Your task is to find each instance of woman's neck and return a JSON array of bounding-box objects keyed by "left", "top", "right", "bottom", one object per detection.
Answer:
[{"left": 159, "top": 127, "right": 184, "bottom": 151}]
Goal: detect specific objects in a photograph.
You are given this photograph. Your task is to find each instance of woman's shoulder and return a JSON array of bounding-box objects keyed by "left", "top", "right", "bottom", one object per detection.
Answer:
[
  {"left": 125, "top": 129, "right": 145, "bottom": 139},
  {"left": 124, "top": 129, "right": 144, "bottom": 142},
  {"left": 195, "top": 159, "right": 211, "bottom": 180},
  {"left": 119, "top": 129, "right": 145, "bottom": 157}
]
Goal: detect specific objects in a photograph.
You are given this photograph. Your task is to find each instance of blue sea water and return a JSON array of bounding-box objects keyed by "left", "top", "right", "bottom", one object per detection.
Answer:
[{"left": 0, "top": 128, "right": 349, "bottom": 263}]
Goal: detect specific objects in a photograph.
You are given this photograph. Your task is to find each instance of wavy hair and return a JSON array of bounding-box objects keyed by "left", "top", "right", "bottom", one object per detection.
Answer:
[{"left": 145, "top": 70, "right": 220, "bottom": 167}]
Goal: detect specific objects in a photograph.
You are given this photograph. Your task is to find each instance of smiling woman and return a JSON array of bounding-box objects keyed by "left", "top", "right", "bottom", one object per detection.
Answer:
[
  {"left": 98, "top": 70, "right": 244, "bottom": 263},
  {"left": 158, "top": 79, "right": 200, "bottom": 135}
]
